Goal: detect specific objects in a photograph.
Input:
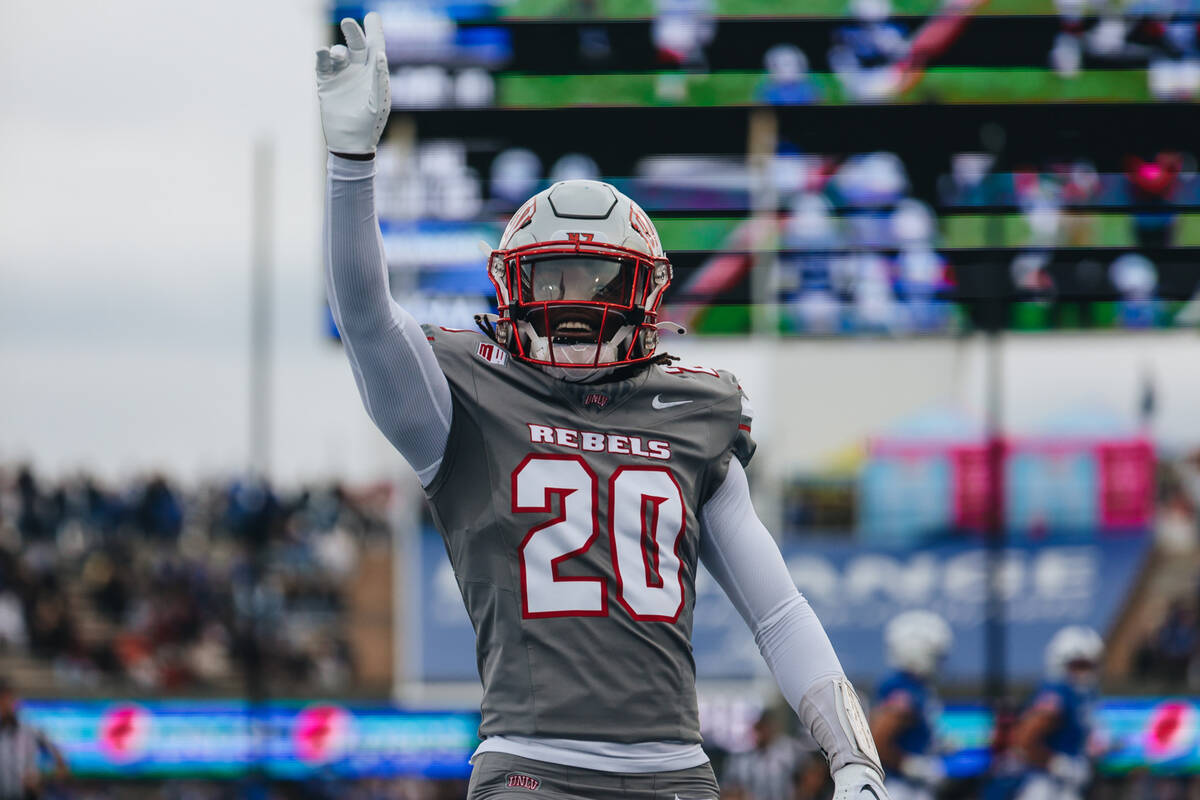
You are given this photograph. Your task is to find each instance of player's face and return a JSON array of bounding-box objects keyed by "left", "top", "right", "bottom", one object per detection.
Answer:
[
  {"left": 521, "top": 257, "right": 630, "bottom": 304},
  {"left": 1066, "top": 659, "right": 1098, "bottom": 687},
  {"left": 519, "top": 256, "right": 634, "bottom": 342}
]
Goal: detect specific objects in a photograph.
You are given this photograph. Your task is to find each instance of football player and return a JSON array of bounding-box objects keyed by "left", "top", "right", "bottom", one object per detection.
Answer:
[
  {"left": 316, "top": 15, "right": 889, "bottom": 800},
  {"left": 1011, "top": 626, "right": 1104, "bottom": 800},
  {"left": 871, "top": 611, "right": 953, "bottom": 800}
]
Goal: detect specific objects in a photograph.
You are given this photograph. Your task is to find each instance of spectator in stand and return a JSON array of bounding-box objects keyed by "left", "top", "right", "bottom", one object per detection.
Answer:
[
  {"left": 135, "top": 475, "right": 182, "bottom": 541},
  {"left": 1155, "top": 601, "right": 1199, "bottom": 681},
  {"left": 0, "top": 592, "right": 25, "bottom": 652},
  {"left": 1135, "top": 599, "right": 1199, "bottom": 687},
  {"left": 82, "top": 553, "right": 128, "bottom": 625}
]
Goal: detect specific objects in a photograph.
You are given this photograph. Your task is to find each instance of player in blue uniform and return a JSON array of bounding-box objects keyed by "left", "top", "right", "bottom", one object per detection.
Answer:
[
  {"left": 1012, "top": 626, "right": 1103, "bottom": 800},
  {"left": 871, "top": 611, "right": 953, "bottom": 800}
]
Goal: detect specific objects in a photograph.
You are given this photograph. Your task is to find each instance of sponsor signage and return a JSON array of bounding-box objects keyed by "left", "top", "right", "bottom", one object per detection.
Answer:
[
  {"left": 414, "top": 530, "right": 1149, "bottom": 683},
  {"left": 22, "top": 702, "right": 478, "bottom": 779}
]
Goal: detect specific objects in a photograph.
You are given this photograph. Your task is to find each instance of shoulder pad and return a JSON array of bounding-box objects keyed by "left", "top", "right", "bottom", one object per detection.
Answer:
[
  {"left": 654, "top": 363, "right": 741, "bottom": 401},
  {"left": 423, "top": 324, "right": 508, "bottom": 363},
  {"left": 654, "top": 363, "right": 756, "bottom": 471}
]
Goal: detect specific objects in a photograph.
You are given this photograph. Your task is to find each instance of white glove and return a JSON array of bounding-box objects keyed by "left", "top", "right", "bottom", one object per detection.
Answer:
[
  {"left": 832, "top": 764, "right": 890, "bottom": 800},
  {"left": 316, "top": 13, "right": 391, "bottom": 154},
  {"left": 1048, "top": 754, "right": 1090, "bottom": 788},
  {"left": 899, "top": 754, "right": 946, "bottom": 787}
]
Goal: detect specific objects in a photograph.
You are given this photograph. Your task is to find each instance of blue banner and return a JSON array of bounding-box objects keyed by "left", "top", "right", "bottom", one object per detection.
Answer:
[
  {"left": 414, "top": 529, "right": 1149, "bottom": 683},
  {"left": 18, "top": 697, "right": 1200, "bottom": 778},
  {"left": 698, "top": 536, "right": 1151, "bottom": 682}
]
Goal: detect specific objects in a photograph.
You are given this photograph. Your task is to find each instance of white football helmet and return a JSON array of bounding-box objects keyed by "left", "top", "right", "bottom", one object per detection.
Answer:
[
  {"left": 1045, "top": 625, "right": 1103, "bottom": 682},
  {"left": 885, "top": 610, "right": 953, "bottom": 678},
  {"left": 484, "top": 180, "right": 674, "bottom": 381}
]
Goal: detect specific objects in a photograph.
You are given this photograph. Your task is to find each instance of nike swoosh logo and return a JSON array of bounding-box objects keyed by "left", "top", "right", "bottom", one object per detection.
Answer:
[
  {"left": 652, "top": 394, "right": 693, "bottom": 410},
  {"left": 859, "top": 786, "right": 880, "bottom": 800}
]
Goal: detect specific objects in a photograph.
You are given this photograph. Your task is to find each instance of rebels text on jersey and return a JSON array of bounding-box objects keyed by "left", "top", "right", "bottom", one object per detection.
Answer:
[{"left": 422, "top": 326, "right": 754, "bottom": 744}]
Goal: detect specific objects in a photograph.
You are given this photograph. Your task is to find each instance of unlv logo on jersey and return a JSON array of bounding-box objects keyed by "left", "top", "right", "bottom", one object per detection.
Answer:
[
  {"left": 476, "top": 341, "right": 508, "bottom": 366},
  {"left": 505, "top": 773, "right": 541, "bottom": 791}
]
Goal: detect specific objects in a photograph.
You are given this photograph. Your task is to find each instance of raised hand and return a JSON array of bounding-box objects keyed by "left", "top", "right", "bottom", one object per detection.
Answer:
[{"left": 315, "top": 12, "right": 390, "bottom": 155}]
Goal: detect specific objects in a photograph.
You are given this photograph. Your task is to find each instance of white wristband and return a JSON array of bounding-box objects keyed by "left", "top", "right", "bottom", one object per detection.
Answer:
[{"left": 797, "top": 676, "right": 884, "bottom": 776}]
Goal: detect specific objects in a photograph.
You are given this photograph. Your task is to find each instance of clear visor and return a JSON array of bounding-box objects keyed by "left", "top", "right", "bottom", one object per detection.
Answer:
[{"left": 519, "top": 257, "right": 632, "bottom": 305}]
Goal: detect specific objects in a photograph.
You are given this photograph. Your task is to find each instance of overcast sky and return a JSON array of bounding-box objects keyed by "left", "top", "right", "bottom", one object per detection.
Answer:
[
  {"left": 2, "top": 0, "right": 1199, "bottom": 486},
  {"left": 0, "top": 0, "right": 405, "bottom": 483}
]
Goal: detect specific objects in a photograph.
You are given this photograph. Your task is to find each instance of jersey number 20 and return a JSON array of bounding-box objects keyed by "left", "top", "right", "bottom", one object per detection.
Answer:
[{"left": 512, "top": 454, "right": 685, "bottom": 622}]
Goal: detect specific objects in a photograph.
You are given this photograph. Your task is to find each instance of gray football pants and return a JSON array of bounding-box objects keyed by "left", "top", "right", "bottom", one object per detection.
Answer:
[{"left": 468, "top": 752, "right": 720, "bottom": 800}]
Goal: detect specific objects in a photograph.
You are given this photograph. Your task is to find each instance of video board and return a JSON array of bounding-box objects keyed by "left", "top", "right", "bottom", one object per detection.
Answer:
[{"left": 324, "top": 1, "right": 1200, "bottom": 338}]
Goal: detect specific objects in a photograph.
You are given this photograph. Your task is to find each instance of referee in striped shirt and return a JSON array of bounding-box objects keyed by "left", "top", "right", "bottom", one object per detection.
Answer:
[{"left": 0, "top": 681, "right": 65, "bottom": 800}]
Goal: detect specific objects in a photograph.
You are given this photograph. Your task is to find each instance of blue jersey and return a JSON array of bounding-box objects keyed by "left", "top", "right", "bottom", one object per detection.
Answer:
[
  {"left": 832, "top": 22, "right": 910, "bottom": 70},
  {"left": 876, "top": 670, "right": 939, "bottom": 775},
  {"left": 1027, "top": 681, "right": 1095, "bottom": 758}
]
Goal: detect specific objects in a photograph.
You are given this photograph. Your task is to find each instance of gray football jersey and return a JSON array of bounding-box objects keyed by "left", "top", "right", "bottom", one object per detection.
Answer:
[{"left": 422, "top": 325, "right": 755, "bottom": 744}]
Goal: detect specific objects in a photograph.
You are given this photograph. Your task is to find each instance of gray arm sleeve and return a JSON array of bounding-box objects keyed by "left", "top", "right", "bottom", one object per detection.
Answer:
[
  {"left": 324, "top": 154, "right": 452, "bottom": 485},
  {"left": 699, "top": 460, "right": 883, "bottom": 776}
]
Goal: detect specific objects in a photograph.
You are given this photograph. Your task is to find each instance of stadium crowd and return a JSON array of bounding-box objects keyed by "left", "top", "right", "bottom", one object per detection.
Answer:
[
  {"left": 1130, "top": 451, "right": 1200, "bottom": 690},
  {"left": 1134, "top": 596, "right": 1200, "bottom": 688},
  {"left": 0, "top": 465, "right": 388, "bottom": 694}
]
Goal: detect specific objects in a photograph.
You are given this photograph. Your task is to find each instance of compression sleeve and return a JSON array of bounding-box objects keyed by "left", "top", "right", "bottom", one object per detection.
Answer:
[
  {"left": 699, "top": 460, "right": 883, "bottom": 776},
  {"left": 324, "top": 154, "right": 452, "bottom": 485}
]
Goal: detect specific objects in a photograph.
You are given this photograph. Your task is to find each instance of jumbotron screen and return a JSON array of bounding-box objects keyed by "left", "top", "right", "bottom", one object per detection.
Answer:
[{"left": 324, "top": 0, "right": 1200, "bottom": 340}]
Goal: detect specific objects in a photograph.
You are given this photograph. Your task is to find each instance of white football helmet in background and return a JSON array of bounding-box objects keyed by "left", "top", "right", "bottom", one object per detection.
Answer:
[
  {"left": 885, "top": 610, "right": 953, "bottom": 678},
  {"left": 1045, "top": 626, "right": 1104, "bottom": 682}
]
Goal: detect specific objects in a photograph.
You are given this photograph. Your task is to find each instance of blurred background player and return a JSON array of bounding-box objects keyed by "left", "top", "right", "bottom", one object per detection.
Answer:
[
  {"left": 720, "top": 709, "right": 826, "bottom": 800},
  {"left": 1011, "top": 627, "right": 1105, "bottom": 800},
  {"left": 872, "top": 611, "right": 954, "bottom": 800}
]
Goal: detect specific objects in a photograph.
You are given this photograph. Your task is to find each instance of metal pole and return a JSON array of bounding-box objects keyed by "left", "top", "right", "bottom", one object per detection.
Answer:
[
  {"left": 745, "top": 109, "right": 785, "bottom": 534},
  {"left": 250, "top": 139, "right": 274, "bottom": 480},
  {"left": 746, "top": 109, "right": 780, "bottom": 339},
  {"left": 246, "top": 138, "right": 274, "bottom": 788},
  {"left": 984, "top": 332, "right": 1006, "bottom": 705},
  {"left": 981, "top": 121, "right": 1007, "bottom": 708}
]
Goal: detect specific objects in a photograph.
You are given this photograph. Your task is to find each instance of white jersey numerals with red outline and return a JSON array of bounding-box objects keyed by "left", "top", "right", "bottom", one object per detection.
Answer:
[{"left": 513, "top": 454, "right": 686, "bottom": 622}]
